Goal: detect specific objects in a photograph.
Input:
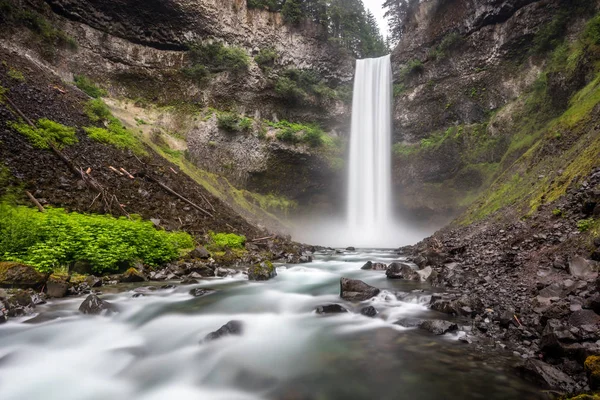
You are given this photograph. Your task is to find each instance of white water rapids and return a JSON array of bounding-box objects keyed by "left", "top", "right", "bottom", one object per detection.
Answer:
[{"left": 347, "top": 55, "right": 394, "bottom": 247}]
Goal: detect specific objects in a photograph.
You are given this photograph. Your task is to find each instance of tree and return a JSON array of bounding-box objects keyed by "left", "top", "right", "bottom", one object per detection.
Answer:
[
  {"left": 383, "top": 0, "right": 418, "bottom": 42},
  {"left": 282, "top": 0, "right": 303, "bottom": 24}
]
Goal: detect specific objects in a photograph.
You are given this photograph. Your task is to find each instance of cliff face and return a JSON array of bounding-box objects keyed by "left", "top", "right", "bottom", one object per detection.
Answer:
[{"left": 389, "top": 0, "right": 597, "bottom": 223}]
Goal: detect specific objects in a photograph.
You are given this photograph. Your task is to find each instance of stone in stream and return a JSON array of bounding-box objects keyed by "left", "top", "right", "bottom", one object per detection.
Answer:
[
  {"left": 120, "top": 268, "right": 146, "bottom": 283},
  {"left": 0, "top": 262, "right": 46, "bottom": 289},
  {"left": 46, "top": 274, "right": 69, "bottom": 298},
  {"left": 203, "top": 320, "right": 244, "bottom": 342},
  {"left": 385, "top": 262, "right": 418, "bottom": 280},
  {"left": 315, "top": 304, "right": 348, "bottom": 314},
  {"left": 346, "top": 247, "right": 356, "bottom": 251},
  {"left": 78, "top": 294, "right": 117, "bottom": 315},
  {"left": 360, "top": 306, "right": 377, "bottom": 317},
  {"left": 418, "top": 320, "right": 458, "bottom": 335},
  {"left": 181, "top": 277, "right": 199, "bottom": 285},
  {"left": 340, "top": 278, "right": 380, "bottom": 301},
  {"left": 516, "top": 359, "right": 576, "bottom": 392},
  {"left": 0, "top": 300, "right": 7, "bottom": 324},
  {"left": 361, "top": 261, "right": 387, "bottom": 270},
  {"left": 248, "top": 261, "right": 277, "bottom": 281},
  {"left": 189, "top": 288, "right": 216, "bottom": 297}
]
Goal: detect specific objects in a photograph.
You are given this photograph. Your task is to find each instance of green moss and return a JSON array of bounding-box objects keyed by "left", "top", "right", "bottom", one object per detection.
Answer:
[
  {"left": 578, "top": 218, "right": 596, "bottom": 232},
  {"left": 8, "top": 118, "right": 77, "bottom": 149},
  {"left": 7, "top": 67, "right": 24, "bottom": 82},
  {"left": 429, "top": 32, "right": 463, "bottom": 60},
  {"left": 216, "top": 111, "right": 252, "bottom": 132},
  {"left": 74, "top": 75, "right": 106, "bottom": 98},
  {"left": 207, "top": 232, "right": 246, "bottom": 253}
]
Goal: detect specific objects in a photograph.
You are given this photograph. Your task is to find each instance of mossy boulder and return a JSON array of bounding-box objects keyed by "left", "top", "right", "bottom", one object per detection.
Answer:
[
  {"left": 46, "top": 273, "right": 69, "bottom": 298},
  {"left": 248, "top": 261, "right": 276, "bottom": 281},
  {"left": 120, "top": 268, "right": 146, "bottom": 283},
  {"left": 585, "top": 355, "right": 600, "bottom": 390},
  {"left": 0, "top": 262, "right": 46, "bottom": 289}
]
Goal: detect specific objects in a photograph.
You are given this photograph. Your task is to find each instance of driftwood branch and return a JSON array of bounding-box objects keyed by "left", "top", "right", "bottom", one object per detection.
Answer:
[
  {"left": 251, "top": 235, "right": 275, "bottom": 242},
  {"left": 25, "top": 191, "right": 45, "bottom": 212},
  {"left": 146, "top": 176, "right": 213, "bottom": 218}
]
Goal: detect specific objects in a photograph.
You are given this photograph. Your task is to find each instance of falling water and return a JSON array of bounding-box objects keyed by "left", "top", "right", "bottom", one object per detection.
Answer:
[{"left": 347, "top": 55, "right": 393, "bottom": 246}]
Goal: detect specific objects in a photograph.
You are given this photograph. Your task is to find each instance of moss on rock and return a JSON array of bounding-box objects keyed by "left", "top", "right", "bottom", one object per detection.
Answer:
[
  {"left": 585, "top": 355, "right": 600, "bottom": 390},
  {"left": 0, "top": 262, "right": 46, "bottom": 289},
  {"left": 248, "top": 261, "right": 276, "bottom": 281}
]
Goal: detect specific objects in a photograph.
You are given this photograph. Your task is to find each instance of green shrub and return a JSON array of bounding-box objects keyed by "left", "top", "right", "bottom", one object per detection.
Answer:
[
  {"left": 583, "top": 13, "right": 600, "bottom": 46},
  {"left": 552, "top": 208, "right": 563, "bottom": 216},
  {"left": 84, "top": 98, "right": 112, "bottom": 122},
  {"left": 216, "top": 112, "right": 253, "bottom": 132},
  {"left": 393, "top": 83, "right": 406, "bottom": 98},
  {"left": 577, "top": 218, "right": 595, "bottom": 232},
  {"left": 255, "top": 47, "right": 278, "bottom": 68},
  {"left": 7, "top": 68, "right": 24, "bottom": 82},
  {"left": 182, "top": 64, "right": 210, "bottom": 84},
  {"left": 0, "top": 204, "right": 194, "bottom": 273},
  {"left": 247, "top": 0, "right": 281, "bottom": 10},
  {"left": 276, "top": 127, "right": 300, "bottom": 143},
  {"left": 208, "top": 232, "right": 246, "bottom": 251},
  {"left": 269, "top": 119, "right": 326, "bottom": 147},
  {"left": 429, "top": 32, "right": 463, "bottom": 60},
  {"left": 8, "top": 118, "right": 77, "bottom": 149},
  {"left": 275, "top": 76, "right": 307, "bottom": 102},
  {"left": 187, "top": 41, "right": 249, "bottom": 74},
  {"left": 74, "top": 75, "right": 106, "bottom": 98},
  {"left": 532, "top": 12, "right": 569, "bottom": 54},
  {"left": 281, "top": 0, "right": 302, "bottom": 24}
]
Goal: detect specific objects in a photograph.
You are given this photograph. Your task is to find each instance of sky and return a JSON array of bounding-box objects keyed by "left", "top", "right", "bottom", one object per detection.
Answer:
[{"left": 364, "top": 0, "right": 390, "bottom": 37}]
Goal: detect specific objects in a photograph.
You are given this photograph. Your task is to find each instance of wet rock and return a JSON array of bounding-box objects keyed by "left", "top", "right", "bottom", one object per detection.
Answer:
[
  {"left": 385, "top": 262, "right": 418, "bottom": 280},
  {"left": 46, "top": 274, "right": 69, "bottom": 298},
  {"left": 569, "top": 256, "right": 598, "bottom": 280},
  {"left": 315, "top": 304, "right": 347, "bottom": 314},
  {"left": 360, "top": 306, "right": 377, "bottom": 317},
  {"left": 0, "top": 262, "right": 46, "bottom": 289},
  {"left": 78, "top": 294, "right": 117, "bottom": 315},
  {"left": 70, "top": 260, "right": 93, "bottom": 275},
  {"left": 419, "top": 320, "right": 458, "bottom": 335},
  {"left": 85, "top": 275, "right": 102, "bottom": 288},
  {"left": 583, "top": 294, "right": 600, "bottom": 313},
  {"left": 584, "top": 355, "right": 600, "bottom": 389},
  {"left": 188, "top": 246, "right": 211, "bottom": 259},
  {"left": 215, "top": 267, "right": 237, "bottom": 277},
  {"left": 361, "top": 261, "right": 373, "bottom": 270},
  {"left": 340, "top": 278, "right": 380, "bottom": 301},
  {"left": 430, "top": 298, "right": 456, "bottom": 314},
  {"left": 248, "top": 261, "right": 277, "bottom": 281},
  {"left": 181, "top": 277, "right": 200, "bottom": 285},
  {"left": 346, "top": 247, "right": 356, "bottom": 251},
  {"left": 132, "top": 293, "right": 145, "bottom": 298},
  {"left": 568, "top": 309, "right": 600, "bottom": 327},
  {"left": 0, "top": 300, "right": 7, "bottom": 324},
  {"left": 540, "top": 319, "right": 577, "bottom": 357},
  {"left": 361, "top": 261, "right": 386, "bottom": 270},
  {"left": 120, "top": 268, "right": 146, "bottom": 283},
  {"left": 204, "top": 320, "right": 243, "bottom": 342},
  {"left": 395, "top": 317, "right": 423, "bottom": 328},
  {"left": 189, "top": 288, "right": 216, "bottom": 297},
  {"left": 416, "top": 266, "right": 435, "bottom": 282},
  {"left": 516, "top": 359, "right": 576, "bottom": 392}
]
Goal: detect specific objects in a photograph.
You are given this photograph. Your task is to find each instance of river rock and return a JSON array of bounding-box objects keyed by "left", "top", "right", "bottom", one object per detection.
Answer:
[
  {"left": 189, "top": 288, "right": 216, "bottom": 297},
  {"left": 340, "top": 277, "right": 380, "bottom": 301},
  {"left": 315, "top": 304, "right": 348, "bottom": 314},
  {"left": 516, "top": 359, "right": 576, "bottom": 392},
  {"left": 0, "top": 262, "right": 46, "bottom": 289},
  {"left": 181, "top": 276, "right": 200, "bottom": 285},
  {"left": 361, "top": 261, "right": 373, "bottom": 270},
  {"left": 85, "top": 275, "right": 102, "bottom": 288},
  {"left": 585, "top": 355, "right": 600, "bottom": 389},
  {"left": 188, "top": 246, "right": 211, "bottom": 259},
  {"left": 120, "top": 268, "right": 146, "bottom": 283},
  {"left": 569, "top": 256, "right": 598, "bottom": 280},
  {"left": 346, "top": 247, "right": 356, "bottom": 251},
  {"left": 46, "top": 274, "right": 69, "bottom": 298},
  {"left": 416, "top": 266, "right": 435, "bottom": 282},
  {"left": 419, "top": 320, "right": 458, "bottom": 335},
  {"left": 248, "top": 261, "right": 277, "bottom": 281},
  {"left": 360, "top": 306, "right": 377, "bottom": 317},
  {"left": 568, "top": 309, "right": 600, "bottom": 327},
  {"left": 204, "top": 320, "right": 243, "bottom": 342},
  {"left": 79, "top": 294, "right": 117, "bottom": 315},
  {"left": 386, "top": 262, "right": 418, "bottom": 280},
  {"left": 0, "top": 300, "right": 7, "bottom": 324},
  {"left": 396, "top": 317, "right": 424, "bottom": 328}
]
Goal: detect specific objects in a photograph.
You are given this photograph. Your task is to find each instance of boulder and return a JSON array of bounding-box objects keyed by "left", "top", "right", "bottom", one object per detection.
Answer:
[
  {"left": 0, "top": 300, "right": 7, "bottom": 324},
  {"left": 181, "top": 277, "right": 200, "bottom": 285},
  {"left": 362, "top": 261, "right": 387, "bottom": 270},
  {"left": 188, "top": 246, "right": 211, "bottom": 259},
  {"left": 416, "top": 266, "right": 435, "bottom": 282},
  {"left": 584, "top": 355, "right": 600, "bottom": 390},
  {"left": 568, "top": 309, "right": 600, "bottom": 327},
  {"left": 340, "top": 278, "right": 380, "bottom": 301},
  {"left": 385, "top": 262, "right": 418, "bottom": 280},
  {"left": 78, "top": 294, "right": 117, "bottom": 315},
  {"left": 248, "top": 261, "right": 277, "bottom": 281},
  {"left": 361, "top": 261, "right": 373, "bottom": 270},
  {"left": 85, "top": 276, "right": 102, "bottom": 288},
  {"left": 396, "top": 317, "right": 424, "bottom": 328},
  {"left": 360, "top": 306, "right": 377, "bottom": 317},
  {"left": 0, "top": 262, "right": 46, "bottom": 289},
  {"left": 315, "top": 304, "right": 348, "bottom": 314},
  {"left": 189, "top": 288, "right": 216, "bottom": 297},
  {"left": 346, "top": 247, "right": 356, "bottom": 251},
  {"left": 516, "top": 359, "right": 576, "bottom": 392},
  {"left": 204, "top": 320, "right": 243, "bottom": 342},
  {"left": 419, "top": 320, "right": 458, "bottom": 335},
  {"left": 569, "top": 256, "right": 598, "bottom": 280},
  {"left": 583, "top": 294, "right": 600, "bottom": 314},
  {"left": 46, "top": 274, "right": 69, "bottom": 298},
  {"left": 120, "top": 268, "right": 146, "bottom": 283}
]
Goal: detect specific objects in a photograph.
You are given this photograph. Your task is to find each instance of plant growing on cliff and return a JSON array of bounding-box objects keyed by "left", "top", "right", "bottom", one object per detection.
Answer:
[
  {"left": 208, "top": 232, "right": 246, "bottom": 252},
  {"left": 255, "top": 47, "right": 279, "bottom": 69},
  {"left": 74, "top": 75, "right": 107, "bottom": 98},
  {"left": 577, "top": 218, "right": 595, "bottom": 232},
  {"left": 216, "top": 112, "right": 253, "bottom": 132},
  {"left": 429, "top": 32, "right": 463, "bottom": 60},
  {"left": 8, "top": 118, "right": 77, "bottom": 149},
  {"left": 186, "top": 41, "right": 249, "bottom": 74},
  {"left": 0, "top": 204, "right": 194, "bottom": 273},
  {"left": 7, "top": 67, "right": 24, "bottom": 82}
]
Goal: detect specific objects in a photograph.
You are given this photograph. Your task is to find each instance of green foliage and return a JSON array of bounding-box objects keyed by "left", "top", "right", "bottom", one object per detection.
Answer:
[
  {"left": 532, "top": 12, "right": 569, "bottom": 54},
  {"left": 182, "top": 64, "right": 209, "bottom": 84},
  {"left": 281, "top": 0, "right": 303, "bottom": 24},
  {"left": 247, "top": 0, "right": 281, "bottom": 11},
  {"left": 429, "top": 32, "right": 463, "bottom": 60},
  {"left": 399, "top": 59, "right": 424, "bottom": 81},
  {"left": 216, "top": 112, "right": 253, "bottom": 132},
  {"left": 0, "top": 204, "right": 194, "bottom": 273},
  {"left": 208, "top": 232, "right": 246, "bottom": 251},
  {"left": 583, "top": 14, "right": 600, "bottom": 45},
  {"left": 393, "top": 83, "right": 405, "bottom": 98},
  {"left": 0, "top": 85, "right": 7, "bottom": 104},
  {"left": 74, "top": 75, "right": 106, "bottom": 98},
  {"left": 186, "top": 41, "right": 249, "bottom": 75},
  {"left": 8, "top": 118, "right": 77, "bottom": 149},
  {"left": 275, "top": 68, "right": 339, "bottom": 104},
  {"left": 7, "top": 67, "right": 24, "bottom": 82},
  {"left": 275, "top": 76, "right": 307, "bottom": 102},
  {"left": 254, "top": 47, "right": 278, "bottom": 69},
  {"left": 83, "top": 99, "right": 147, "bottom": 155},
  {"left": 268, "top": 119, "right": 326, "bottom": 147},
  {"left": 577, "top": 218, "right": 595, "bottom": 232},
  {"left": 552, "top": 208, "right": 563, "bottom": 216}
]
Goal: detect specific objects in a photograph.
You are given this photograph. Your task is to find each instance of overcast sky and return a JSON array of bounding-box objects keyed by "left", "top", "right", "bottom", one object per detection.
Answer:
[{"left": 364, "top": 0, "right": 390, "bottom": 38}]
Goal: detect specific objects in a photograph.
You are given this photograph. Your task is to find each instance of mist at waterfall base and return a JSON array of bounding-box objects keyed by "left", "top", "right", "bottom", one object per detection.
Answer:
[{"left": 292, "top": 55, "right": 431, "bottom": 248}]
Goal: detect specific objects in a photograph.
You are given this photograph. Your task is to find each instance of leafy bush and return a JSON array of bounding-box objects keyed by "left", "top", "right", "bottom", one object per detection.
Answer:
[
  {"left": 247, "top": 0, "right": 281, "bottom": 11},
  {"left": 281, "top": 0, "right": 303, "bottom": 24},
  {"left": 269, "top": 119, "right": 326, "bottom": 147},
  {"left": 429, "top": 32, "right": 463, "bottom": 60},
  {"left": 7, "top": 68, "right": 24, "bottom": 82},
  {"left": 275, "top": 68, "right": 337, "bottom": 103},
  {"left": 216, "top": 112, "right": 253, "bottom": 132},
  {"left": 8, "top": 118, "right": 77, "bottom": 149},
  {"left": 208, "top": 232, "right": 246, "bottom": 251},
  {"left": 255, "top": 47, "right": 278, "bottom": 68},
  {"left": 276, "top": 127, "right": 300, "bottom": 143},
  {"left": 393, "top": 83, "right": 406, "bottom": 98},
  {"left": 275, "top": 76, "right": 307, "bottom": 102},
  {"left": 74, "top": 75, "right": 107, "bottom": 98},
  {"left": 583, "top": 13, "right": 600, "bottom": 46},
  {"left": 182, "top": 64, "right": 210, "bottom": 84},
  {"left": 187, "top": 41, "right": 249, "bottom": 74},
  {"left": 84, "top": 98, "right": 112, "bottom": 122},
  {"left": 0, "top": 204, "right": 194, "bottom": 273},
  {"left": 399, "top": 59, "right": 424, "bottom": 81},
  {"left": 577, "top": 218, "right": 595, "bottom": 232},
  {"left": 552, "top": 208, "right": 563, "bottom": 216}
]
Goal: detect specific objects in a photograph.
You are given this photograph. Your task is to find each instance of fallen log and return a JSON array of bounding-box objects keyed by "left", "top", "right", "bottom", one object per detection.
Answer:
[
  {"left": 25, "top": 191, "right": 45, "bottom": 213},
  {"left": 145, "top": 176, "right": 213, "bottom": 218}
]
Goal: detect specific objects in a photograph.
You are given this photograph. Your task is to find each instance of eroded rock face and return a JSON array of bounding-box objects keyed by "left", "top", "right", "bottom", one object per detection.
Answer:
[{"left": 339, "top": 278, "right": 380, "bottom": 301}]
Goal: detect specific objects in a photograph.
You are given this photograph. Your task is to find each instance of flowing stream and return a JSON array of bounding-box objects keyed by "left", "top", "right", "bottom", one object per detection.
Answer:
[
  {"left": 347, "top": 55, "right": 394, "bottom": 247},
  {"left": 0, "top": 250, "right": 543, "bottom": 400}
]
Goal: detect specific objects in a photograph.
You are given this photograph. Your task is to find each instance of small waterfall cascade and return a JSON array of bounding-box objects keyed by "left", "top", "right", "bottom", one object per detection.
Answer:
[{"left": 347, "top": 55, "right": 394, "bottom": 246}]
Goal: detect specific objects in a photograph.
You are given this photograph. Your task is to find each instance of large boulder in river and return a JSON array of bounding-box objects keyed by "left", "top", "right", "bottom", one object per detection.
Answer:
[
  {"left": 248, "top": 261, "right": 277, "bottom": 281},
  {"left": 0, "top": 262, "right": 46, "bottom": 289},
  {"left": 419, "top": 319, "right": 458, "bottom": 335},
  {"left": 361, "top": 261, "right": 387, "bottom": 270},
  {"left": 315, "top": 304, "right": 348, "bottom": 314},
  {"left": 120, "top": 268, "right": 146, "bottom": 283},
  {"left": 46, "top": 274, "right": 69, "bottom": 298},
  {"left": 386, "top": 262, "right": 418, "bottom": 280},
  {"left": 340, "top": 278, "right": 380, "bottom": 301},
  {"left": 204, "top": 320, "right": 244, "bottom": 342},
  {"left": 79, "top": 294, "right": 117, "bottom": 315}
]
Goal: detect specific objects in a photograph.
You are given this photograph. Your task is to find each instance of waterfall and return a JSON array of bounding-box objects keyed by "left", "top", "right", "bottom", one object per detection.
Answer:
[{"left": 347, "top": 55, "right": 394, "bottom": 246}]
